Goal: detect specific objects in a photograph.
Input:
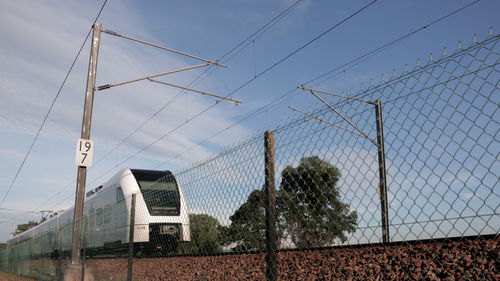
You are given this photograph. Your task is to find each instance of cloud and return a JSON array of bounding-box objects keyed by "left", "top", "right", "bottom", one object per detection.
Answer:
[
  {"left": 0, "top": 0, "right": 254, "bottom": 165},
  {"left": 0, "top": 149, "right": 25, "bottom": 161}
]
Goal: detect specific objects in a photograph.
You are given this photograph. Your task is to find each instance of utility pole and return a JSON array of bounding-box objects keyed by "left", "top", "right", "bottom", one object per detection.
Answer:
[
  {"left": 71, "top": 22, "right": 101, "bottom": 266},
  {"left": 264, "top": 131, "right": 277, "bottom": 281},
  {"left": 375, "top": 100, "right": 389, "bottom": 243},
  {"left": 296, "top": 86, "right": 390, "bottom": 243},
  {"left": 63, "top": 22, "right": 231, "bottom": 281}
]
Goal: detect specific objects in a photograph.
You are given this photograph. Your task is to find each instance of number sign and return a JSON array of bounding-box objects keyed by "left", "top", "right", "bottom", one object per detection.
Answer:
[{"left": 75, "top": 139, "right": 94, "bottom": 167}]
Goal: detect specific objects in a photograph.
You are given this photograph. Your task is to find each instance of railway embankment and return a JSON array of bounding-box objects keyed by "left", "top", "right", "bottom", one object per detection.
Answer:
[{"left": 80, "top": 235, "right": 498, "bottom": 280}]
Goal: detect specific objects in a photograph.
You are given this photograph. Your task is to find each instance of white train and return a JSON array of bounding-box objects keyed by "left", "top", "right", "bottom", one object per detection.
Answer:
[{"left": 7, "top": 168, "right": 190, "bottom": 257}]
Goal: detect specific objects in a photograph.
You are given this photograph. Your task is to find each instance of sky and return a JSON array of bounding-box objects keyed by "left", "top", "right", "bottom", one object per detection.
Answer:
[{"left": 0, "top": 0, "right": 499, "bottom": 243}]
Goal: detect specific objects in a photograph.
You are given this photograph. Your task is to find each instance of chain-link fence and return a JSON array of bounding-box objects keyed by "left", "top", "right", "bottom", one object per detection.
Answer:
[{"left": 1, "top": 33, "right": 498, "bottom": 280}]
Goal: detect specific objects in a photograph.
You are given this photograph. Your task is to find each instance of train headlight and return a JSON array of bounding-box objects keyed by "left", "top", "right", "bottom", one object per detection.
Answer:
[{"left": 159, "top": 224, "right": 178, "bottom": 235}]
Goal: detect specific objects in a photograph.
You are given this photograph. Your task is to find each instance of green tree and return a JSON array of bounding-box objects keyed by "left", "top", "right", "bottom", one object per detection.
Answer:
[
  {"left": 223, "top": 156, "right": 357, "bottom": 250},
  {"left": 12, "top": 221, "right": 38, "bottom": 236},
  {"left": 220, "top": 189, "right": 268, "bottom": 251},
  {"left": 177, "top": 214, "right": 223, "bottom": 255},
  {"left": 0, "top": 243, "right": 6, "bottom": 250},
  {"left": 278, "top": 156, "right": 357, "bottom": 248}
]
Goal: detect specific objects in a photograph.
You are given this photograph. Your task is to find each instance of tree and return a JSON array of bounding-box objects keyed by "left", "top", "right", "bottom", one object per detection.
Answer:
[
  {"left": 12, "top": 221, "right": 38, "bottom": 236},
  {"left": 0, "top": 243, "right": 6, "bottom": 250},
  {"left": 278, "top": 156, "right": 357, "bottom": 248},
  {"left": 223, "top": 156, "right": 357, "bottom": 250},
  {"left": 220, "top": 189, "right": 268, "bottom": 251},
  {"left": 177, "top": 214, "right": 223, "bottom": 255}
]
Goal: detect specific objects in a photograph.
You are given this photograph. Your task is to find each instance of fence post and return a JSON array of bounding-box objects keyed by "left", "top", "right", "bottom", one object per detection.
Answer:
[
  {"left": 375, "top": 100, "right": 390, "bottom": 243},
  {"left": 127, "top": 194, "right": 136, "bottom": 281},
  {"left": 264, "top": 130, "right": 278, "bottom": 281}
]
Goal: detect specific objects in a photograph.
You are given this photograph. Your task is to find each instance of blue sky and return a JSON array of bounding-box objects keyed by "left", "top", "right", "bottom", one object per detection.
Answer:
[{"left": 0, "top": 0, "right": 498, "bottom": 242}]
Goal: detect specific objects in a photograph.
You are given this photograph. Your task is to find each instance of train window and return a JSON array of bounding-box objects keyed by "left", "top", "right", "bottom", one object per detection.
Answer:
[
  {"left": 104, "top": 206, "right": 111, "bottom": 223},
  {"left": 96, "top": 208, "right": 103, "bottom": 225},
  {"left": 132, "top": 170, "right": 180, "bottom": 216},
  {"left": 116, "top": 187, "right": 124, "bottom": 202}
]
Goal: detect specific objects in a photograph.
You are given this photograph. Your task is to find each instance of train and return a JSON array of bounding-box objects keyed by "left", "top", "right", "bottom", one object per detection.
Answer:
[{"left": 6, "top": 168, "right": 190, "bottom": 257}]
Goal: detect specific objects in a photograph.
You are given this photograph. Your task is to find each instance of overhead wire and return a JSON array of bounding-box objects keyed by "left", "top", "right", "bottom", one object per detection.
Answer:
[
  {"left": 92, "top": 0, "right": 308, "bottom": 166},
  {"left": 306, "top": 0, "right": 481, "bottom": 86},
  {"left": 152, "top": 0, "right": 481, "bottom": 170},
  {"left": 0, "top": 0, "right": 110, "bottom": 209},
  {"left": 12, "top": 0, "right": 477, "bottom": 222},
  {"left": 123, "top": 0, "right": 483, "bottom": 181},
  {"left": 0, "top": 207, "right": 40, "bottom": 215},
  {"left": 1, "top": 1, "right": 111, "bottom": 227},
  {"left": 79, "top": 0, "right": 378, "bottom": 187},
  {"left": 24, "top": 0, "right": 310, "bottom": 214}
]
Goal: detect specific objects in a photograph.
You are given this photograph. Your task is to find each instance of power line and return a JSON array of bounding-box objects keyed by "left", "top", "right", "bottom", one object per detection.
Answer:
[
  {"left": 219, "top": 0, "right": 307, "bottom": 63},
  {"left": 306, "top": 0, "right": 481, "bottom": 86},
  {"left": 15, "top": 0, "right": 309, "bottom": 216},
  {"left": 90, "top": 0, "right": 308, "bottom": 166},
  {"left": 0, "top": 0, "right": 110, "bottom": 208},
  {"left": 117, "top": 0, "right": 482, "bottom": 182},
  {"left": 46, "top": 49, "right": 500, "bottom": 219},
  {"left": 0, "top": 207, "right": 40, "bottom": 215},
  {"left": 153, "top": 0, "right": 481, "bottom": 170},
  {"left": 13, "top": 0, "right": 478, "bottom": 221},
  {"left": 82, "top": 0, "right": 378, "bottom": 186}
]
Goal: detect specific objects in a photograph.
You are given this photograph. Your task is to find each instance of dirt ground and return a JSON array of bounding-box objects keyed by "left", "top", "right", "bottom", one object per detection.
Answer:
[{"left": 0, "top": 271, "right": 35, "bottom": 281}]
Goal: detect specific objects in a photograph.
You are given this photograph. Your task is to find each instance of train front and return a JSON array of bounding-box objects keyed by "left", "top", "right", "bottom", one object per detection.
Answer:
[{"left": 128, "top": 169, "right": 190, "bottom": 253}]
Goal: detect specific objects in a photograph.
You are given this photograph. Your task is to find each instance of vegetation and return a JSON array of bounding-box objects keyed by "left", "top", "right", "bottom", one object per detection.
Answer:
[
  {"left": 222, "top": 156, "right": 357, "bottom": 250},
  {"left": 177, "top": 214, "right": 223, "bottom": 255},
  {"left": 278, "top": 156, "right": 357, "bottom": 247},
  {"left": 219, "top": 188, "right": 268, "bottom": 251},
  {"left": 12, "top": 221, "right": 39, "bottom": 236}
]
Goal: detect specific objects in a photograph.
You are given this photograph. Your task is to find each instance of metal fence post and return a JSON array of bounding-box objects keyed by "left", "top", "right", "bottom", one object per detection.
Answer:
[
  {"left": 264, "top": 130, "right": 278, "bottom": 281},
  {"left": 375, "top": 100, "right": 390, "bottom": 243},
  {"left": 127, "top": 194, "right": 136, "bottom": 281}
]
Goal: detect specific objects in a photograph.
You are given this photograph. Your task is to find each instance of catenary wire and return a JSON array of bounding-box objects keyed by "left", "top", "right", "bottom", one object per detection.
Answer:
[
  {"left": 12, "top": 0, "right": 477, "bottom": 221},
  {"left": 306, "top": 0, "right": 481, "bottom": 86},
  {"left": 82, "top": 0, "right": 378, "bottom": 187},
  {"left": 152, "top": 0, "right": 481, "bottom": 170},
  {"left": 92, "top": 0, "right": 307, "bottom": 166},
  {"left": 23, "top": 0, "right": 310, "bottom": 213},
  {"left": 0, "top": 0, "right": 110, "bottom": 209},
  {"left": 27, "top": 0, "right": 475, "bottom": 217},
  {"left": 43, "top": 51, "right": 500, "bottom": 218},
  {"left": 41, "top": 0, "right": 379, "bottom": 211}
]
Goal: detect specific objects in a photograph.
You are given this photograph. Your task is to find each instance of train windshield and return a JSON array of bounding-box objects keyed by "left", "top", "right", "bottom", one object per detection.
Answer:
[{"left": 131, "top": 169, "right": 180, "bottom": 216}]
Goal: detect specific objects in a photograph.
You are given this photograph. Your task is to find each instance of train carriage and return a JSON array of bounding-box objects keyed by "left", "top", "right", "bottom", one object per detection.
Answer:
[{"left": 7, "top": 168, "right": 190, "bottom": 257}]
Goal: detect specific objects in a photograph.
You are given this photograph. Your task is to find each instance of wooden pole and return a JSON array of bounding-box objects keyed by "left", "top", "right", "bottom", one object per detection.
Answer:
[{"left": 264, "top": 130, "right": 278, "bottom": 281}]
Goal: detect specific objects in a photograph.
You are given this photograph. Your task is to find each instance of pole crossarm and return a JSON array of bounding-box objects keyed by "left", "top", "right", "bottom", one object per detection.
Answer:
[
  {"left": 95, "top": 63, "right": 210, "bottom": 91},
  {"left": 101, "top": 29, "right": 226, "bottom": 67},
  {"left": 305, "top": 89, "right": 379, "bottom": 147},
  {"left": 300, "top": 85, "right": 390, "bottom": 242},
  {"left": 148, "top": 78, "right": 242, "bottom": 105},
  {"left": 299, "top": 85, "right": 375, "bottom": 104},
  {"left": 288, "top": 106, "right": 368, "bottom": 139}
]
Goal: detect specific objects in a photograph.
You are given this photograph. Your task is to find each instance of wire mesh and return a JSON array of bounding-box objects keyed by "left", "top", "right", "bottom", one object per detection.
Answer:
[{"left": 0, "top": 33, "right": 498, "bottom": 280}]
